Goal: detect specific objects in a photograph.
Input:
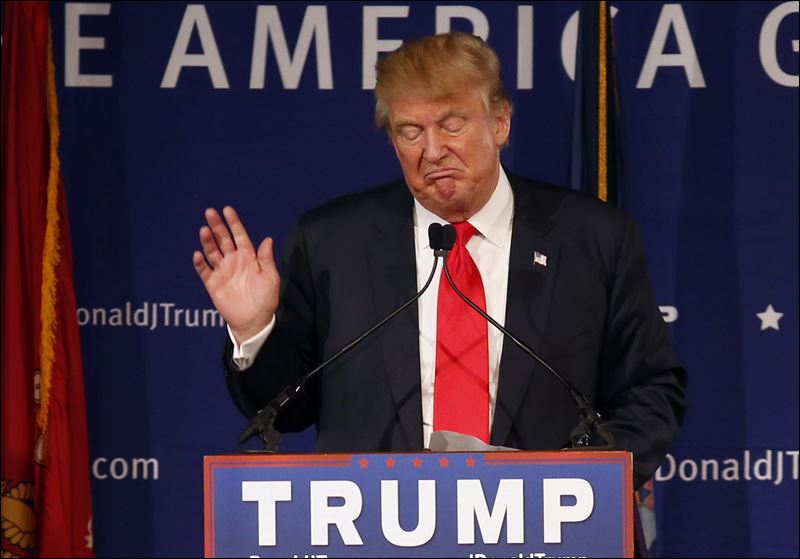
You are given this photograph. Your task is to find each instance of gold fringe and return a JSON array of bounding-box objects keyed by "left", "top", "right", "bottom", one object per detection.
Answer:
[
  {"left": 598, "top": 1, "right": 608, "bottom": 202},
  {"left": 38, "top": 22, "right": 63, "bottom": 433}
]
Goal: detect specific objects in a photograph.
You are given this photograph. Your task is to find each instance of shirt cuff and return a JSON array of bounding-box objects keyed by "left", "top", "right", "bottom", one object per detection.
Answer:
[{"left": 228, "top": 316, "right": 276, "bottom": 371}]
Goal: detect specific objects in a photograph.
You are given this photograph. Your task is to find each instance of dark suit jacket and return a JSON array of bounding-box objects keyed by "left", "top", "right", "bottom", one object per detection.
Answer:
[{"left": 225, "top": 174, "right": 687, "bottom": 488}]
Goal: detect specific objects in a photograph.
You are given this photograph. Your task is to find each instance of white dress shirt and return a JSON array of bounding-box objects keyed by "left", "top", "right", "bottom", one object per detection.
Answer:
[{"left": 230, "top": 167, "right": 515, "bottom": 448}]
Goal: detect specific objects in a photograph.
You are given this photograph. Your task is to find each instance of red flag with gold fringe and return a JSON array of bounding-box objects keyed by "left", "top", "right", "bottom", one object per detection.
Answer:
[{"left": 1, "top": 2, "right": 94, "bottom": 556}]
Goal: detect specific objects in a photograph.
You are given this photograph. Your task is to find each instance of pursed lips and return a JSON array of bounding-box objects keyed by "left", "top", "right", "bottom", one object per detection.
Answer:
[{"left": 425, "top": 168, "right": 460, "bottom": 181}]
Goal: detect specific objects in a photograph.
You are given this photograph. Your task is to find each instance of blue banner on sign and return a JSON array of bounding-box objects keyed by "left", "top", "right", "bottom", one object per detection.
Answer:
[{"left": 205, "top": 451, "right": 633, "bottom": 558}]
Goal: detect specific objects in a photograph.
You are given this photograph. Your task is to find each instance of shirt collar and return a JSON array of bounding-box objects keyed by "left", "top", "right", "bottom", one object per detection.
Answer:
[{"left": 414, "top": 166, "right": 514, "bottom": 250}]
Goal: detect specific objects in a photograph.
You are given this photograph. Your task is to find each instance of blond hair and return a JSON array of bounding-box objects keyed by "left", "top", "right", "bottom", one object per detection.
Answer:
[{"left": 374, "top": 32, "right": 512, "bottom": 129}]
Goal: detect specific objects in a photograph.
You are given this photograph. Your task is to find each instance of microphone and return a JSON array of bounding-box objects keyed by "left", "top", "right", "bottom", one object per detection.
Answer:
[
  {"left": 239, "top": 223, "right": 446, "bottom": 450},
  {"left": 439, "top": 223, "right": 456, "bottom": 255},
  {"left": 439, "top": 224, "right": 614, "bottom": 449},
  {"left": 429, "top": 222, "right": 445, "bottom": 252}
]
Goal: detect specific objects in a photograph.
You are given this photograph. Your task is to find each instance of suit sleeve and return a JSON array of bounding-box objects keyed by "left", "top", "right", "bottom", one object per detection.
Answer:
[
  {"left": 223, "top": 218, "right": 321, "bottom": 433},
  {"left": 597, "top": 214, "right": 687, "bottom": 488}
]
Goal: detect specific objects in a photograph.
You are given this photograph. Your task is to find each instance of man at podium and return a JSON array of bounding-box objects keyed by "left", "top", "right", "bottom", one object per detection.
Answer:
[{"left": 193, "top": 32, "right": 686, "bottom": 490}]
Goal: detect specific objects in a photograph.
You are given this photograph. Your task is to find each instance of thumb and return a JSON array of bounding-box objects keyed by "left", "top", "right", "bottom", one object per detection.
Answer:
[{"left": 257, "top": 237, "right": 276, "bottom": 270}]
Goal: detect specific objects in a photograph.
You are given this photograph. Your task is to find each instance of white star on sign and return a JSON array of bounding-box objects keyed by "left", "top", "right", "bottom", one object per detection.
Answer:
[{"left": 756, "top": 304, "right": 783, "bottom": 331}]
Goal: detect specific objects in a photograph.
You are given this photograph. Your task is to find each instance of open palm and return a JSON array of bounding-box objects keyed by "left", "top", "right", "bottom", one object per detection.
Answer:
[{"left": 192, "top": 206, "right": 280, "bottom": 343}]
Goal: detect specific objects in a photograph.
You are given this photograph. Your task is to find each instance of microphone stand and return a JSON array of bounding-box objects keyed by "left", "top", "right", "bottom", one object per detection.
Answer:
[{"left": 239, "top": 227, "right": 446, "bottom": 452}]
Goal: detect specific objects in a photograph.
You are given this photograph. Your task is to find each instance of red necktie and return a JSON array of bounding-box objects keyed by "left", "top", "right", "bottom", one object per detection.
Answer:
[{"left": 434, "top": 221, "right": 490, "bottom": 443}]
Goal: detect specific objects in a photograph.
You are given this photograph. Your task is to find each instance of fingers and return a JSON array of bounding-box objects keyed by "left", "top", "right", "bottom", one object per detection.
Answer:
[
  {"left": 199, "top": 226, "right": 222, "bottom": 267},
  {"left": 197, "top": 206, "right": 259, "bottom": 279},
  {"left": 205, "top": 207, "right": 236, "bottom": 255},
  {"left": 223, "top": 206, "right": 255, "bottom": 253}
]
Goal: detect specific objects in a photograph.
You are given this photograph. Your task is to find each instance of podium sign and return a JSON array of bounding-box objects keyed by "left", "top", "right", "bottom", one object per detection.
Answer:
[{"left": 204, "top": 451, "right": 632, "bottom": 558}]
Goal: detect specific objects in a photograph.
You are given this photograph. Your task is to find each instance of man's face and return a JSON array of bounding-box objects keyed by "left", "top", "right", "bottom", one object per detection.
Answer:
[{"left": 387, "top": 89, "right": 511, "bottom": 222}]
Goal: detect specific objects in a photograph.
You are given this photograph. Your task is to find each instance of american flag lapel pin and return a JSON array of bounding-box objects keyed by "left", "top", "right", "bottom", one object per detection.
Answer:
[{"left": 533, "top": 251, "right": 548, "bottom": 267}]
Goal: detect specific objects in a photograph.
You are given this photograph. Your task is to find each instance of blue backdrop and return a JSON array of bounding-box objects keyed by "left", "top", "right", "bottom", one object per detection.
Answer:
[{"left": 49, "top": 2, "right": 797, "bottom": 556}]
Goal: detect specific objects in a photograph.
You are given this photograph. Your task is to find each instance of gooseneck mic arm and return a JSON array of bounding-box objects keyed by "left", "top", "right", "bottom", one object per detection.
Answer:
[
  {"left": 238, "top": 223, "right": 449, "bottom": 451},
  {"left": 439, "top": 224, "right": 614, "bottom": 449}
]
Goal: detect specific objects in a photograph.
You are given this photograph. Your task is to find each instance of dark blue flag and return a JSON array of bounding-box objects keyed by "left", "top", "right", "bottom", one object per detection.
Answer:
[{"left": 570, "top": 0, "right": 622, "bottom": 207}]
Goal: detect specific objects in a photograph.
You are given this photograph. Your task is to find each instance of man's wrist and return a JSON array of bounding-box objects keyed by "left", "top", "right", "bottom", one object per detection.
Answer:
[{"left": 230, "top": 315, "right": 275, "bottom": 346}]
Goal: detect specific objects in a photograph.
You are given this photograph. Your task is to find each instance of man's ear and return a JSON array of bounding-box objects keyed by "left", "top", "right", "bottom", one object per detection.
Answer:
[{"left": 494, "top": 104, "right": 511, "bottom": 147}]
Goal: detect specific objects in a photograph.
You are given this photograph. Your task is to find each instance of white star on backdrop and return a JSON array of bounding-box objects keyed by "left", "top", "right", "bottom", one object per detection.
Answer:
[{"left": 756, "top": 305, "right": 783, "bottom": 331}]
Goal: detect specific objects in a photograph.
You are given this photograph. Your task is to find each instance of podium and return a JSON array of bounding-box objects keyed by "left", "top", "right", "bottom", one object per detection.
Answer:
[{"left": 204, "top": 451, "right": 632, "bottom": 557}]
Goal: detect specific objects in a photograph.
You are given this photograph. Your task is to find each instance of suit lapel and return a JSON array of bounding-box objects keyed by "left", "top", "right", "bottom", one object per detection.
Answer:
[
  {"left": 492, "top": 178, "right": 560, "bottom": 446},
  {"left": 365, "top": 186, "right": 423, "bottom": 449}
]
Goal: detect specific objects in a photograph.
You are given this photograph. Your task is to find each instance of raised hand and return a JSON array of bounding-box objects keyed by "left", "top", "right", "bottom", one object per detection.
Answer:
[{"left": 192, "top": 206, "right": 280, "bottom": 344}]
